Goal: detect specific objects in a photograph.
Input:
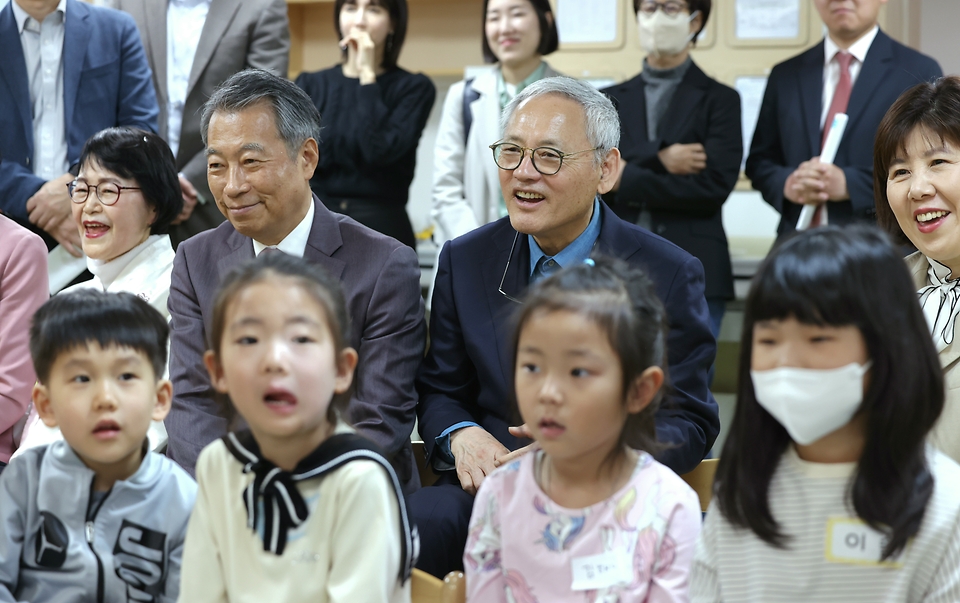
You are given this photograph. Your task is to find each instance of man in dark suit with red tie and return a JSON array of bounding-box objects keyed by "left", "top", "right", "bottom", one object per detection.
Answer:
[{"left": 746, "top": 0, "right": 941, "bottom": 238}]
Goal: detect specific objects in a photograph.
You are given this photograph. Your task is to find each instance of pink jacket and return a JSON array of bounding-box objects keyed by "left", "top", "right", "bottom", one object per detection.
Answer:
[{"left": 0, "top": 215, "right": 47, "bottom": 462}]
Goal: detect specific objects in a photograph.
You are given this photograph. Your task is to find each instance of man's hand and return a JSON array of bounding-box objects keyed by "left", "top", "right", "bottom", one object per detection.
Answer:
[
  {"left": 658, "top": 143, "right": 707, "bottom": 175},
  {"left": 27, "top": 173, "right": 81, "bottom": 256},
  {"left": 449, "top": 426, "right": 510, "bottom": 495},
  {"left": 172, "top": 174, "right": 198, "bottom": 225},
  {"left": 784, "top": 158, "right": 849, "bottom": 205}
]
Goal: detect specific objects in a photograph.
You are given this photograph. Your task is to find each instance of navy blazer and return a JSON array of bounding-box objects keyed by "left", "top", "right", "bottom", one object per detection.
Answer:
[
  {"left": 0, "top": 0, "right": 158, "bottom": 221},
  {"left": 603, "top": 61, "right": 742, "bottom": 301},
  {"left": 417, "top": 201, "right": 720, "bottom": 474},
  {"left": 166, "top": 198, "right": 426, "bottom": 491},
  {"left": 746, "top": 29, "right": 941, "bottom": 237}
]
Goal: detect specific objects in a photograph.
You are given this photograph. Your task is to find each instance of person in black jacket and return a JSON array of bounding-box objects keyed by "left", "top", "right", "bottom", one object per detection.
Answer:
[
  {"left": 603, "top": 0, "right": 741, "bottom": 339},
  {"left": 745, "top": 0, "right": 941, "bottom": 240},
  {"left": 295, "top": 0, "right": 435, "bottom": 249}
]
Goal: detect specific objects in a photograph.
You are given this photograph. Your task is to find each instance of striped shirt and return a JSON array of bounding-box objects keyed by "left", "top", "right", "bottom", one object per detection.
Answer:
[{"left": 692, "top": 446, "right": 960, "bottom": 602}]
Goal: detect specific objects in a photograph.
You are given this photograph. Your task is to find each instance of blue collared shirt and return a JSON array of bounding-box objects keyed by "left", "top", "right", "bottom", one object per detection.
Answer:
[
  {"left": 433, "top": 198, "right": 603, "bottom": 468},
  {"left": 528, "top": 197, "right": 602, "bottom": 281}
]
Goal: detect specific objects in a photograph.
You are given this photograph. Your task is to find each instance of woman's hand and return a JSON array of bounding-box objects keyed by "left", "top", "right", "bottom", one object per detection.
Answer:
[{"left": 340, "top": 30, "right": 377, "bottom": 85}]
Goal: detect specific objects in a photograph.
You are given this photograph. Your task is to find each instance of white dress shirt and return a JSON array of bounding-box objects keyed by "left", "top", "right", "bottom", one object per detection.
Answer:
[
  {"left": 252, "top": 199, "right": 315, "bottom": 258},
  {"left": 12, "top": 0, "right": 68, "bottom": 179},
  {"left": 166, "top": 0, "right": 211, "bottom": 158},
  {"left": 820, "top": 25, "right": 879, "bottom": 129}
]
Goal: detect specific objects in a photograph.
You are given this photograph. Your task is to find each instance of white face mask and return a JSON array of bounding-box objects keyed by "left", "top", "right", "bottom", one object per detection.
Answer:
[
  {"left": 637, "top": 10, "right": 699, "bottom": 58},
  {"left": 750, "top": 361, "right": 871, "bottom": 445}
]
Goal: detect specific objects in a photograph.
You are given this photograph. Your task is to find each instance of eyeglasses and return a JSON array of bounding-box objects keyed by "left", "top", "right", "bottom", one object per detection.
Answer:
[
  {"left": 638, "top": 1, "right": 688, "bottom": 16},
  {"left": 489, "top": 142, "right": 600, "bottom": 176},
  {"left": 68, "top": 181, "right": 141, "bottom": 206}
]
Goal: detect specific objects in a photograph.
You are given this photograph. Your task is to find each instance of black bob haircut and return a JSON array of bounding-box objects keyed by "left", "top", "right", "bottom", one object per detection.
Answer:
[
  {"left": 714, "top": 225, "right": 943, "bottom": 560},
  {"left": 30, "top": 289, "right": 169, "bottom": 385},
  {"left": 77, "top": 127, "right": 183, "bottom": 236},
  {"left": 334, "top": 0, "right": 409, "bottom": 69},
  {"left": 510, "top": 254, "right": 669, "bottom": 459},
  {"left": 481, "top": 0, "right": 559, "bottom": 64}
]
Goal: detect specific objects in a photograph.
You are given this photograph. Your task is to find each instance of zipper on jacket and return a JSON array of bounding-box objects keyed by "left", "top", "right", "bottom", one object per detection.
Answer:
[{"left": 84, "top": 478, "right": 111, "bottom": 603}]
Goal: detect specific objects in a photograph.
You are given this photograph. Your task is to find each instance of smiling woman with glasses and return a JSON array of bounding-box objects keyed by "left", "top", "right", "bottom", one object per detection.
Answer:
[{"left": 16, "top": 127, "right": 182, "bottom": 458}]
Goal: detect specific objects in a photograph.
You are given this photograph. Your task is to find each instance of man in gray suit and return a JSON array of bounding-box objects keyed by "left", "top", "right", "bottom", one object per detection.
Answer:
[
  {"left": 107, "top": 0, "right": 290, "bottom": 245},
  {"left": 166, "top": 70, "right": 426, "bottom": 491}
]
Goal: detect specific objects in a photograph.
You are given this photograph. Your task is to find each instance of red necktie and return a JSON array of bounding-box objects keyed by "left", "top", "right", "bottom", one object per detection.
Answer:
[
  {"left": 822, "top": 51, "right": 853, "bottom": 149},
  {"left": 812, "top": 51, "right": 853, "bottom": 227}
]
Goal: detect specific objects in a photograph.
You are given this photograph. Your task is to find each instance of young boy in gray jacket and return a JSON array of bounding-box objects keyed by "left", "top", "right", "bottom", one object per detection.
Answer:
[{"left": 0, "top": 290, "right": 197, "bottom": 603}]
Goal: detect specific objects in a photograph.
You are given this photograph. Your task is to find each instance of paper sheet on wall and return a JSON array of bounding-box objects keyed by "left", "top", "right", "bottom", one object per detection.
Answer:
[
  {"left": 736, "top": 0, "right": 800, "bottom": 40},
  {"left": 735, "top": 76, "right": 768, "bottom": 169},
  {"left": 556, "top": 0, "right": 618, "bottom": 44}
]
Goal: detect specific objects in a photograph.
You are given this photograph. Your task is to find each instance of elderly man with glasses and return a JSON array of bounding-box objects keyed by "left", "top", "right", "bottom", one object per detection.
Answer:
[{"left": 411, "top": 76, "right": 719, "bottom": 578}]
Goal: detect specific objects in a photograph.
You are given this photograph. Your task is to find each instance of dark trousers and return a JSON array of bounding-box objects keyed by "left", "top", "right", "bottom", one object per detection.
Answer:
[{"left": 408, "top": 471, "right": 475, "bottom": 578}]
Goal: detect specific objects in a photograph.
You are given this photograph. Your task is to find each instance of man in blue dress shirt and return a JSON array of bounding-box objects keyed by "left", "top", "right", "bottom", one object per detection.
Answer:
[{"left": 412, "top": 76, "right": 720, "bottom": 577}]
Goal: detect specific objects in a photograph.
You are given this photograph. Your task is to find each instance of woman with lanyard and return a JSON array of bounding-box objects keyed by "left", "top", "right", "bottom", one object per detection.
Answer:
[
  {"left": 296, "top": 0, "right": 435, "bottom": 249},
  {"left": 431, "top": 0, "right": 560, "bottom": 249}
]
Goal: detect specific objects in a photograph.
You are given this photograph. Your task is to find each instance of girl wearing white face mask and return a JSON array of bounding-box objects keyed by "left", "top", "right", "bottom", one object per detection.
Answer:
[
  {"left": 603, "top": 0, "right": 740, "bottom": 346},
  {"left": 691, "top": 225, "right": 960, "bottom": 602}
]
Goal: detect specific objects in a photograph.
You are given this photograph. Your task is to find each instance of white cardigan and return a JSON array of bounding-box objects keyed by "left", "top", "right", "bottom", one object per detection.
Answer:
[{"left": 430, "top": 63, "right": 561, "bottom": 247}]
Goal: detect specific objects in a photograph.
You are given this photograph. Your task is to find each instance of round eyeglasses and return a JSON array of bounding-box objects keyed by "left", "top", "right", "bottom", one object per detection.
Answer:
[
  {"left": 489, "top": 142, "right": 600, "bottom": 176},
  {"left": 68, "top": 181, "right": 141, "bottom": 206},
  {"left": 638, "top": 1, "right": 688, "bottom": 16}
]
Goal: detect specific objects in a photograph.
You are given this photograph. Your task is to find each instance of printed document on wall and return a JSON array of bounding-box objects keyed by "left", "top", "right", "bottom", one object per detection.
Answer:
[
  {"left": 736, "top": 0, "right": 800, "bottom": 39},
  {"left": 556, "top": 0, "right": 618, "bottom": 44}
]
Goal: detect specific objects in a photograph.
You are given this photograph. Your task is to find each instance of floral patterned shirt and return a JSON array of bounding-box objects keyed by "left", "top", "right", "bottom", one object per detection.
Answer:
[{"left": 465, "top": 448, "right": 702, "bottom": 602}]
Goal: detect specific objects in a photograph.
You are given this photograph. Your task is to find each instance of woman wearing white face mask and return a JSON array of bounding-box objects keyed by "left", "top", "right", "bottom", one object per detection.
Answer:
[
  {"left": 692, "top": 225, "right": 960, "bottom": 602},
  {"left": 603, "top": 0, "right": 741, "bottom": 342},
  {"left": 430, "top": 0, "right": 560, "bottom": 248}
]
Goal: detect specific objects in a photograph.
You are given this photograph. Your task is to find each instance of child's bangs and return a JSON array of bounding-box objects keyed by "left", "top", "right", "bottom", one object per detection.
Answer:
[
  {"left": 30, "top": 290, "right": 169, "bottom": 383},
  {"left": 748, "top": 242, "right": 865, "bottom": 329}
]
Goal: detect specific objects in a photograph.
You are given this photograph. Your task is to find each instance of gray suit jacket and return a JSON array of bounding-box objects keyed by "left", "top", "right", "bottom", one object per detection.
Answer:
[
  {"left": 110, "top": 0, "right": 289, "bottom": 203},
  {"left": 166, "top": 197, "right": 426, "bottom": 491}
]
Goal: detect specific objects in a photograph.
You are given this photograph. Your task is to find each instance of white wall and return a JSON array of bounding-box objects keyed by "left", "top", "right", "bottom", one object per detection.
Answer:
[{"left": 920, "top": 0, "right": 960, "bottom": 76}]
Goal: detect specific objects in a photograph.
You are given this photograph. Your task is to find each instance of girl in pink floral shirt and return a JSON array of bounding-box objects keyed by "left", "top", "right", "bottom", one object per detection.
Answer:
[{"left": 465, "top": 256, "right": 702, "bottom": 602}]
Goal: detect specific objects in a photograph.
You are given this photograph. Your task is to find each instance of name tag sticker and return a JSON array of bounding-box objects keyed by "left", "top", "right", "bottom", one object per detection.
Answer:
[
  {"left": 570, "top": 550, "right": 633, "bottom": 591},
  {"left": 825, "top": 518, "right": 902, "bottom": 568}
]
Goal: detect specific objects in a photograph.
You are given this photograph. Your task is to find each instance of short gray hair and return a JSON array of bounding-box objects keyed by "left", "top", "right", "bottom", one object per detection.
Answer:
[
  {"left": 499, "top": 76, "right": 620, "bottom": 165},
  {"left": 200, "top": 69, "right": 321, "bottom": 156}
]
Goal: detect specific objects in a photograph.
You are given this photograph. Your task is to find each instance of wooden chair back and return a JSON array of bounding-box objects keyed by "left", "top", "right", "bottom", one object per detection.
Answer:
[
  {"left": 411, "top": 569, "right": 466, "bottom": 603},
  {"left": 681, "top": 458, "right": 719, "bottom": 512}
]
